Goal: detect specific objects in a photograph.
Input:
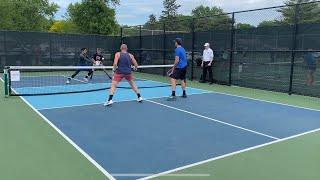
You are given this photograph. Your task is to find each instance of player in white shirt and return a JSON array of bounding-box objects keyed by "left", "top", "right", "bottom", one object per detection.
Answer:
[{"left": 201, "top": 43, "right": 214, "bottom": 84}]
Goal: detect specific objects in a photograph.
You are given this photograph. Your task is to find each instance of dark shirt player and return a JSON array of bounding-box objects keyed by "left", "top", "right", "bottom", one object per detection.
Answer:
[
  {"left": 66, "top": 48, "right": 94, "bottom": 84},
  {"left": 104, "top": 44, "right": 142, "bottom": 106},
  {"left": 92, "top": 48, "right": 104, "bottom": 66}
]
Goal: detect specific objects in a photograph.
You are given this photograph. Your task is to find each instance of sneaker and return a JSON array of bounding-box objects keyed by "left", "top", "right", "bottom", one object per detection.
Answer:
[
  {"left": 137, "top": 97, "right": 143, "bottom": 103},
  {"left": 182, "top": 94, "right": 187, "bottom": 98},
  {"left": 83, "top": 77, "right": 89, "bottom": 82},
  {"left": 167, "top": 95, "right": 177, "bottom": 101},
  {"left": 104, "top": 100, "right": 113, "bottom": 106},
  {"left": 66, "top": 78, "right": 71, "bottom": 84}
]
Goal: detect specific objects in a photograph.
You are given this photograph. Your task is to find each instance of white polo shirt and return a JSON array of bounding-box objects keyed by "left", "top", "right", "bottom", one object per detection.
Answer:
[{"left": 203, "top": 48, "right": 214, "bottom": 62}]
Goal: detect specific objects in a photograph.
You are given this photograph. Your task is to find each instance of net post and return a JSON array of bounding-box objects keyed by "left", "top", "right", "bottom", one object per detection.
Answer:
[
  {"left": 191, "top": 18, "right": 195, "bottom": 81},
  {"left": 3, "top": 67, "right": 9, "bottom": 97},
  {"left": 162, "top": 23, "right": 167, "bottom": 76},
  {"left": 288, "top": 4, "right": 300, "bottom": 95},
  {"left": 228, "top": 12, "right": 235, "bottom": 86}
]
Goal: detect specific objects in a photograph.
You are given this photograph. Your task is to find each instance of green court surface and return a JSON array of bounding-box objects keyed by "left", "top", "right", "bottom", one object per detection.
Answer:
[{"left": 1, "top": 73, "right": 320, "bottom": 180}]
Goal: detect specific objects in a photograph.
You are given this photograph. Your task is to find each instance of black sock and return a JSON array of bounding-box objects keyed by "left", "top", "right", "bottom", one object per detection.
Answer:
[
  {"left": 108, "top": 95, "right": 113, "bottom": 101},
  {"left": 137, "top": 93, "right": 141, "bottom": 98},
  {"left": 183, "top": 90, "right": 186, "bottom": 95},
  {"left": 172, "top": 91, "right": 176, "bottom": 96}
]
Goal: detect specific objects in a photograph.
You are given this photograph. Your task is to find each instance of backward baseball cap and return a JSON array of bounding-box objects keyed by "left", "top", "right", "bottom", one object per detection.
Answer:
[{"left": 174, "top": 38, "right": 183, "bottom": 45}]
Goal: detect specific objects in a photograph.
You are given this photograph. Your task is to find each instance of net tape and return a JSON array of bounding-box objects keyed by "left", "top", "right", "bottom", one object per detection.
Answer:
[{"left": 6, "top": 65, "right": 174, "bottom": 96}]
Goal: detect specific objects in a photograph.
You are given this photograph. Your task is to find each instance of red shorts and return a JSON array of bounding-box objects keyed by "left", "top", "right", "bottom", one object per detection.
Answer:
[{"left": 113, "top": 73, "right": 133, "bottom": 82}]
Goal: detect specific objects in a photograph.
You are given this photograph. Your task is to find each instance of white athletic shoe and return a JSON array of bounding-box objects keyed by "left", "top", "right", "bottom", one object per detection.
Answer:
[
  {"left": 104, "top": 100, "right": 113, "bottom": 106},
  {"left": 66, "top": 78, "right": 71, "bottom": 84},
  {"left": 83, "top": 77, "right": 89, "bottom": 82},
  {"left": 137, "top": 97, "right": 143, "bottom": 103}
]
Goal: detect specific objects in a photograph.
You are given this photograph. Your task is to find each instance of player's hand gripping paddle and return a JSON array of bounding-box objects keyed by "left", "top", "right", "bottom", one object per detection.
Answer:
[{"left": 167, "top": 67, "right": 175, "bottom": 77}]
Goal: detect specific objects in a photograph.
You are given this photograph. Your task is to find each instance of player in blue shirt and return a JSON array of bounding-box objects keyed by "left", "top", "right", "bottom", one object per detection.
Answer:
[{"left": 167, "top": 38, "right": 188, "bottom": 101}]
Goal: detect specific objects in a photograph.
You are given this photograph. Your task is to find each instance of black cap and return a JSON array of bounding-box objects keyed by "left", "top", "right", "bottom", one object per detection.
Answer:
[{"left": 174, "top": 38, "right": 183, "bottom": 45}]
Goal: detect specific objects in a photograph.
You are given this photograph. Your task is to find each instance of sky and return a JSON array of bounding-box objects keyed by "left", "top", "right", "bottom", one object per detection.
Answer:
[{"left": 51, "top": 0, "right": 285, "bottom": 26}]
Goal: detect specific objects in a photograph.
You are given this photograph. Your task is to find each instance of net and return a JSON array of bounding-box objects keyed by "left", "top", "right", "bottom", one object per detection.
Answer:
[{"left": 4, "top": 65, "right": 174, "bottom": 96}]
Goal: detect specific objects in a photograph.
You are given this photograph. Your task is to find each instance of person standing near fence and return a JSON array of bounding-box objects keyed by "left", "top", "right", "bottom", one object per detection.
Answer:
[
  {"left": 200, "top": 43, "right": 214, "bottom": 84},
  {"left": 304, "top": 49, "right": 320, "bottom": 86}
]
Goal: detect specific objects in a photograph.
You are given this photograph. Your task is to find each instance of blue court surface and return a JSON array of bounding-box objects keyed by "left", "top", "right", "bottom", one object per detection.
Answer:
[{"left": 15, "top": 77, "right": 320, "bottom": 180}]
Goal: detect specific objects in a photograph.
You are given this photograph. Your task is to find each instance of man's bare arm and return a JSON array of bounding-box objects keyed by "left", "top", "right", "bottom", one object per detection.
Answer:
[
  {"left": 174, "top": 56, "right": 180, "bottom": 69},
  {"left": 113, "top": 53, "right": 120, "bottom": 71},
  {"left": 130, "top": 54, "right": 138, "bottom": 69}
]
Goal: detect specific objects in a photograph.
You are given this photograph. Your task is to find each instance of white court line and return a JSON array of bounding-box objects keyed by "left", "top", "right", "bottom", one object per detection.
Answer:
[
  {"left": 5, "top": 74, "right": 320, "bottom": 112},
  {"left": 0, "top": 78, "right": 116, "bottom": 180},
  {"left": 140, "top": 128, "right": 320, "bottom": 180},
  {"left": 146, "top": 99, "right": 280, "bottom": 140},
  {"left": 214, "top": 87, "right": 320, "bottom": 112},
  {"left": 112, "top": 173, "right": 210, "bottom": 177},
  {"left": 37, "top": 91, "right": 212, "bottom": 111},
  {"left": 4, "top": 76, "right": 319, "bottom": 179},
  {"left": 61, "top": 75, "right": 88, "bottom": 84},
  {"left": 141, "top": 78, "right": 320, "bottom": 112}
]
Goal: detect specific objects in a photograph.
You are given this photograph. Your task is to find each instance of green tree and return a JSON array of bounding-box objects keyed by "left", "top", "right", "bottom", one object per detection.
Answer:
[
  {"left": 161, "top": 0, "right": 181, "bottom": 18},
  {"left": 160, "top": 0, "right": 182, "bottom": 30},
  {"left": 236, "top": 23, "right": 255, "bottom": 29},
  {"left": 144, "top": 14, "right": 161, "bottom": 30},
  {"left": 122, "top": 25, "right": 140, "bottom": 37},
  {"left": 192, "top": 5, "right": 231, "bottom": 31},
  {"left": 279, "top": 0, "right": 320, "bottom": 24},
  {"left": 258, "top": 0, "right": 320, "bottom": 27},
  {"left": 0, "top": 0, "right": 58, "bottom": 31},
  {"left": 67, "top": 0, "right": 119, "bottom": 35},
  {"left": 258, "top": 20, "right": 280, "bottom": 27},
  {"left": 171, "top": 15, "right": 193, "bottom": 32},
  {"left": 48, "top": 20, "right": 79, "bottom": 33}
]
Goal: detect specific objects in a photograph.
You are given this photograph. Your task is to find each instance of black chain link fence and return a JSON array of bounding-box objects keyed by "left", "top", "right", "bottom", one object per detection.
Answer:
[
  {"left": 1, "top": 1, "right": 319, "bottom": 97},
  {"left": 0, "top": 31, "right": 120, "bottom": 68}
]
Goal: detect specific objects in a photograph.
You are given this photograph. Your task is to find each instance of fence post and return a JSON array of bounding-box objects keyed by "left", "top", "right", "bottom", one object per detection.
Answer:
[
  {"left": 4, "top": 31, "right": 7, "bottom": 70},
  {"left": 139, "top": 25, "right": 142, "bottom": 66},
  {"left": 49, "top": 33, "right": 52, "bottom": 65},
  {"left": 191, "top": 19, "right": 195, "bottom": 81},
  {"left": 228, "top": 12, "right": 235, "bottom": 86},
  {"left": 120, "top": 27, "right": 123, "bottom": 45},
  {"left": 289, "top": 4, "right": 300, "bottom": 95},
  {"left": 3, "top": 67, "right": 9, "bottom": 97},
  {"left": 163, "top": 23, "right": 167, "bottom": 76}
]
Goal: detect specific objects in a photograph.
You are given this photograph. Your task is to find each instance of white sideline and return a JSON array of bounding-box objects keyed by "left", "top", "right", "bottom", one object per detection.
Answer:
[
  {"left": 112, "top": 173, "right": 210, "bottom": 177},
  {"left": 0, "top": 78, "right": 116, "bottom": 180},
  {"left": 37, "top": 91, "right": 212, "bottom": 111}
]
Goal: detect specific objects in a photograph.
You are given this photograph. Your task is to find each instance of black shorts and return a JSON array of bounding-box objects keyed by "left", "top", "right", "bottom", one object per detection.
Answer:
[{"left": 170, "top": 67, "right": 187, "bottom": 80}]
